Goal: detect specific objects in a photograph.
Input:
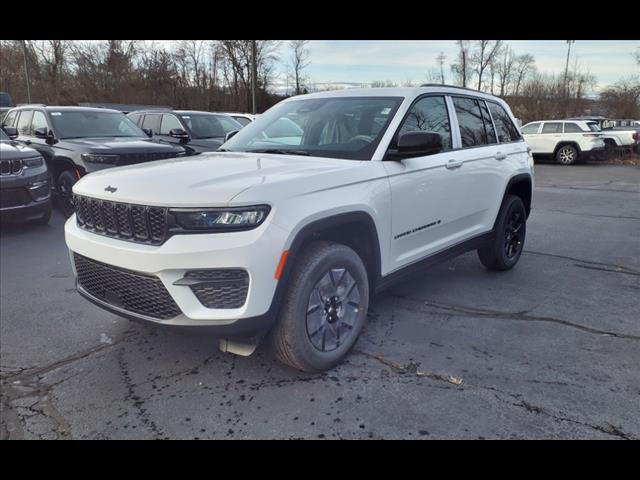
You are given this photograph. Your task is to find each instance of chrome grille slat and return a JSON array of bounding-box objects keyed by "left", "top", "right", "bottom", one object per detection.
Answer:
[{"left": 74, "top": 195, "right": 167, "bottom": 245}]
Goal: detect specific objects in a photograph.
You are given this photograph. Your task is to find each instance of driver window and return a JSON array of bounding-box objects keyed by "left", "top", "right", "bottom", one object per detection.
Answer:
[
  {"left": 398, "top": 96, "right": 452, "bottom": 151},
  {"left": 160, "top": 115, "right": 183, "bottom": 135}
]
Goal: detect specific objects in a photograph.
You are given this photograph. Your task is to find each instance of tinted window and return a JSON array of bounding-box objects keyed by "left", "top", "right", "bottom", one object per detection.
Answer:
[
  {"left": 541, "top": 122, "right": 563, "bottom": 134},
  {"left": 232, "top": 116, "right": 251, "bottom": 127},
  {"left": 479, "top": 101, "right": 497, "bottom": 144},
  {"left": 3, "top": 110, "right": 18, "bottom": 127},
  {"left": 452, "top": 97, "right": 486, "bottom": 148},
  {"left": 31, "top": 111, "right": 48, "bottom": 134},
  {"left": 179, "top": 114, "right": 242, "bottom": 139},
  {"left": 160, "top": 114, "right": 183, "bottom": 135},
  {"left": 564, "top": 122, "right": 584, "bottom": 133},
  {"left": 521, "top": 123, "right": 540, "bottom": 135},
  {"left": 487, "top": 102, "right": 521, "bottom": 142},
  {"left": 399, "top": 95, "right": 452, "bottom": 150},
  {"left": 141, "top": 114, "right": 161, "bottom": 134},
  {"left": 224, "top": 97, "right": 403, "bottom": 160},
  {"left": 16, "top": 110, "right": 33, "bottom": 135},
  {"left": 50, "top": 110, "right": 145, "bottom": 138}
]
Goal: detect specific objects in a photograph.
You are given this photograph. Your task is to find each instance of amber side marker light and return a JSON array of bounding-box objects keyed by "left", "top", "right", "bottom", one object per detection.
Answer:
[{"left": 274, "top": 250, "right": 289, "bottom": 280}]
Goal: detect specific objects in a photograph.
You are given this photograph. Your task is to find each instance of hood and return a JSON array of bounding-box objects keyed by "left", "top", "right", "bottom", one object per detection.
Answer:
[
  {"left": 62, "top": 137, "right": 183, "bottom": 153},
  {"left": 72, "top": 152, "right": 369, "bottom": 207},
  {"left": 186, "top": 138, "right": 224, "bottom": 151},
  {"left": 0, "top": 140, "right": 41, "bottom": 160}
]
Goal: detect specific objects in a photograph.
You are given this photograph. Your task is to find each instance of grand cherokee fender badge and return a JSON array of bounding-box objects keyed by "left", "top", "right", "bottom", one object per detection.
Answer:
[{"left": 104, "top": 185, "right": 118, "bottom": 193}]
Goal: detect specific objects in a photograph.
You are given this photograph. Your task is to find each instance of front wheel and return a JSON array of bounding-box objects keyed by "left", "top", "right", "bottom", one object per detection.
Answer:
[
  {"left": 270, "top": 241, "right": 370, "bottom": 372},
  {"left": 57, "top": 170, "right": 77, "bottom": 218},
  {"left": 478, "top": 195, "right": 527, "bottom": 271}
]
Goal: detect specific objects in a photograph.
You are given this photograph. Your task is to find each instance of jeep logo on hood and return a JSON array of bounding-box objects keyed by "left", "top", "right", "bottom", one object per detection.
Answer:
[{"left": 104, "top": 185, "right": 118, "bottom": 193}]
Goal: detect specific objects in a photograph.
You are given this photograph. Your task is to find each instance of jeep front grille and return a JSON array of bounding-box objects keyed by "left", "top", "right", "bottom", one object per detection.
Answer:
[
  {"left": 74, "top": 253, "right": 181, "bottom": 320},
  {"left": 74, "top": 195, "right": 167, "bottom": 245},
  {"left": 183, "top": 269, "right": 249, "bottom": 309}
]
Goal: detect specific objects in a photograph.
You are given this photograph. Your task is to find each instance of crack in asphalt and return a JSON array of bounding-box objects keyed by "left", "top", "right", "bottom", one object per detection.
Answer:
[
  {"left": 524, "top": 250, "right": 640, "bottom": 276},
  {"left": 538, "top": 208, "right": 640, "bottom": 221},
  {"left": 388, "top": 294, "right": 640, "bottom": 341},
  {"left": 537, "top": 185, "right": 639, "bottom": 194}
]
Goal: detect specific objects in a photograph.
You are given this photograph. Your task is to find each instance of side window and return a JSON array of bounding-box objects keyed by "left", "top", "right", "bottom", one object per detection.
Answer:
[
  {"left": 479, "top": 101, "right": 497, "bottom": 144},
  {"left": 564, "top": 122, "right": 583, "bottom": 133},
  {"left": 487, "top": 102, "right": 522, "bottom": 142},
  {"left": 30, "top": 111, "right": 48, "bottom": 134},
  {"left": 128, "top": 113, "right": 142, "bottom": 126},
  {"left": 3, "top": 110, "right": 18, "bottom": 127},
  {"left": 232, "top": 116, "right": 251, "bottom": 127},
  {"left": 16, "top": 110, "right": 34, "bottom": 135},
  {"left": 141, "top": 114, "right": 161, "bottom": 135},
  {"left": 160, "top": 114, "right": 183, "bottom": 135},
  {"left": 521, "top": 123, "right": 540, "bottom": 135},
  {"left": 541, "top": 122, "right": 563, "bottom": 134},
  {"left": 452, "top": 97, "right": 487, "bottom": 148},
  {"left": 398, "top": 95, "right": 452, "bottom": 151}
]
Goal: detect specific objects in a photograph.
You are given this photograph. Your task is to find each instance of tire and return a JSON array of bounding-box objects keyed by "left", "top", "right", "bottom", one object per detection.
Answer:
[
  {"left": 478, "top": 195, "right": 527, "bottom": 271},
  {"left": 270, "top": 241, "right": 370, "bottom": 372},
  {"left": 57, "top": 170, "right": 77, "bottom": 218},
  {"left": 555, "top": 144, "right": 579, "bottom": 165},
  {"left": 31, "top": 200, "right": 52, "bottom": 225}
]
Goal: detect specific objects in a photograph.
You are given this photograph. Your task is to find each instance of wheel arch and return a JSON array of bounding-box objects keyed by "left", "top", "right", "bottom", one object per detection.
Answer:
[{"left": 502, "top": 173, "right": 532, "bottom": 219}]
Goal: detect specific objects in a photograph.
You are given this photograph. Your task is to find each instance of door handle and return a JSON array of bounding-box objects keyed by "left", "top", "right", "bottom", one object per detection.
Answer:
[
  {"left": 495, "top": 152, "right": 507, "bottom": 161},
  {"left": 445, "top": 159, "right": 463, "bottom": 170}
]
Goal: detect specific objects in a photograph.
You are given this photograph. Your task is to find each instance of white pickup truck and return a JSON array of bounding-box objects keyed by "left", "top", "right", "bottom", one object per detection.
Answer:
[{"left": 567, "top": 117, "right": 639, "bottom": 151}]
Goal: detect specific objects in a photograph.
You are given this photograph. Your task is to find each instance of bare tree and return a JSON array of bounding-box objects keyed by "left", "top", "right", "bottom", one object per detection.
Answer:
[
  {"left": 599, "top": 76, "right": 640, "bottom": 118},
  {"left": 496, "top": 45, "right": 516, "bottom": 97},
  {"left": 436, "top": 52, "right": 446, "bottom": 84},
  {"left": 471, "top": 40, "right": 503, "bottom": 91},
  {"left": 29, "top": 40, "right": 70, "bottom": 103},
  {"left": 513, "top": 54, "right": 536, "bottom": 97},
  {"left": 289, "top": 40, "right": 310, "bottom": 95},
  {"left": 450, "top": 41, "right": 471, "bottom": 88}
]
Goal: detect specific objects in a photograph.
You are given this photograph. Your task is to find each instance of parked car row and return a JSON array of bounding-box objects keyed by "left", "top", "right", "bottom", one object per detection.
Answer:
[
  {"left": 0, "top": 104, "right": 256, "bottom": 223},
  {"left": 520, "top": 116, "right": 639, "bottom": 165}
]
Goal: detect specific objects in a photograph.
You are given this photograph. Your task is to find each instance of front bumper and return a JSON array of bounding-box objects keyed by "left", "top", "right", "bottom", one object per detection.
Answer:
[
  {"left": 65, "top": 214, "right": 290, "bottom": 331},
  {"left": 0, "top": 168, "right": 51, "bottom": 219}
]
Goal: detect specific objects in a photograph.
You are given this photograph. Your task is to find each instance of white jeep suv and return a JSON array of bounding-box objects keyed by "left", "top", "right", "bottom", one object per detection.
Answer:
[
  {"left": 65, "top": 86, "right": 534, "bottom": 372},
  {"left": 521, "top": 119, "right": 605, "bottom": 165}
]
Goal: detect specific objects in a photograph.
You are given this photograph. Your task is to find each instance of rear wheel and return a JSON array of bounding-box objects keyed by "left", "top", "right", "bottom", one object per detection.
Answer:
[
  {"left": 270, "top": 241, "right": 370, "bottom": 372},
  {"left": 57, "top": 170, "right": 77, "bottom": 218},
  {"left": 478, "top": 195, "right": 527, "bottom": 271},
  {"left": 555, "top": 144, "right": 578, "bottom": 165}
]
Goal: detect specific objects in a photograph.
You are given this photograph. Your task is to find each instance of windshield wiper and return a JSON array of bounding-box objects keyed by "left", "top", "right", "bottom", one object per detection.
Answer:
[{"left": 246, "top": 148, "right": 311, "bottom": 156}]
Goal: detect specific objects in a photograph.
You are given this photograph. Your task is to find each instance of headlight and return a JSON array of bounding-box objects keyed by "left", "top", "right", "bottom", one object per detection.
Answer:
[
  {"left": 81, "top": 153, "right": 119, "bottom": 164},
  {"left": 174, "top": 151, "right": 186, "bottom": 157},
  {"left": 171, "top": 205, "right": 270, "bottom": 232},
  {"left": 23, "top": 156, "right": 44, "bottom": 168}
]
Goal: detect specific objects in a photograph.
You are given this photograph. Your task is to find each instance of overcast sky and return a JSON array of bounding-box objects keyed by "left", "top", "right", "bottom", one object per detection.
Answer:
[{"left": 272, "top": 40, "right": 640, "bottom": 92}]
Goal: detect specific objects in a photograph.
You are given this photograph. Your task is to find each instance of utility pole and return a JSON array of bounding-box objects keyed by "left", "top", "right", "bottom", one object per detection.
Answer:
[
  {"left": 563, "top": 40, "right": 574, "bottom": 115},
  {"left": 251, "top": 40, "right": 257, "bottom": 114},
  {"left": 22, "top": 40, "right": 31, "bottom": 103},
  {"left": 437, "top": 52, "right": 446, "bottom": 85}
]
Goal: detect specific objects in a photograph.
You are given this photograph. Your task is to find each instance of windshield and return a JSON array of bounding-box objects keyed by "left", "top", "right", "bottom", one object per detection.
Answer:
[
  {"left": 179, "top": 114, "right": 242, "bottom": 139},
  {"left": 50, "top": 111, "right": 146, "bottom": 139},
  {"left": 586, "top": 122, "right": 601, "bottom": 132},
  {"left": 221, "top": 96, "right": 403, "bottom": 160}
]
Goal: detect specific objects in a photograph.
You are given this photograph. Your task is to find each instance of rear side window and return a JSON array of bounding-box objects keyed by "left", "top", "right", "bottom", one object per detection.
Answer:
[
  {"left": 3, "top": 110, "right": 18, "bottom": 127},
  {"left": 141, "top": 114, "right": 161, "bottom": 134},
  {"left": 399, "top": 95, "right": 452, "bottom": 151},
  {"left": 160, "top": 114, "right": 183, "bottom": 135},
  {"left": 521, "top": 123, "right": 540, "bottom": 134},
  {"left": 16, "top": 110, "right": 33, "bottom": 135},
  {"left": 31, "top": 111, "right": 48, "bottom": 134},
  {"left": 564, "top": 122, "right": 584, "bottom": 133},
  {"left": 452, "top": 97, "right": 488, "bottom": 148},
  {"left": 232, "top": 116, "right": 251, "bottom": 127},
  {"left": 586, "top": 122, "right": 601, "bottom": 132},
  {"left": 541, "top": 122, "right": 562, "bottom": 134},
  {"left": 487, "top": 102, "right": 521, "bottom": 142},
  {"left": 479, "top": 101, "right": 498, "bottom": 144}
]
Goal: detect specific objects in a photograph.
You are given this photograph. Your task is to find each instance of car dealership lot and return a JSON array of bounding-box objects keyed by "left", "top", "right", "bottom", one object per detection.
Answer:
[{"left": 1, "top": 163, "right": 638, "bottom": 440}]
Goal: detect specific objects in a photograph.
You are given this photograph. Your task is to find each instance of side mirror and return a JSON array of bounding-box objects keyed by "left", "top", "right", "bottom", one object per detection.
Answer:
[
  {"left": 3, "top": 126, "right": 19, "bottom": 139},
  {"left": 391, "top": 131, "right": 443, "bottom": 159},
  {"left": 34, "top": 127, "right": 50, "bottom": 139},
  {"left": 169, "top": 128, "right": 190, "bottom": 143},
  {"left": 142, "top": 128, "right": 153, "bottom": 138},
  {"left": 224, "top": 130, "right": 239, "bottom": 142}
]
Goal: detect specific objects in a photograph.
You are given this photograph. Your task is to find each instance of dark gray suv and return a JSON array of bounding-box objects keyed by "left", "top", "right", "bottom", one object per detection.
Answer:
[
  {"left": 1, "top": 105, "right": 186, "bottom": 216},
  {"left": 0, "top": 126, "right": 51, "bottom": 224}
]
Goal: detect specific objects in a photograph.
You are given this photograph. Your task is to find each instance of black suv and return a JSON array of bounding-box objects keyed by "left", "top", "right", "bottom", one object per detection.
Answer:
[
  {"left": 0, "top": 126, "right": 51, "bottom": 224},
  {"left": 127, "top": 109, "right": 243, "bottom": 155},
  {"left": 1, "top": 105, "right": 186, "bottom": 216}
]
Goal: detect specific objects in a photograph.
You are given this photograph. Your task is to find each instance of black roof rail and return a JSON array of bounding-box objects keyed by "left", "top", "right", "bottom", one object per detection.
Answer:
[{"left": 419, "top": 83, "right": 494, "bottom": 95}]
